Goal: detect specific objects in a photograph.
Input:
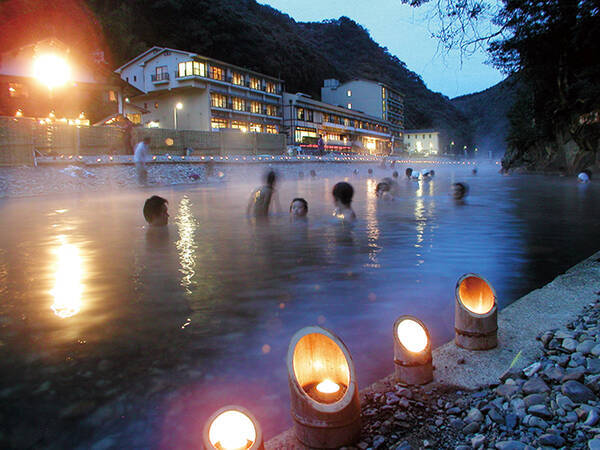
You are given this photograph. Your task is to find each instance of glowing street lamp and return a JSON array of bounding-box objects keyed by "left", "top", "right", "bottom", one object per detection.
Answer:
[
  {"left": 203, "top": 406, "right": 264, "bottom": 450},
  {"left": 33, "top": 53, "right": 71, "bottom": 90},
  {"left": 174, "top": 102, "right": 183, "bottom": 129},
  {"left": 455, "top": 274, "right": 498, "bottom": 350},
  {"left": 393, "top": 316, "right": 433, "bottom": 385}
]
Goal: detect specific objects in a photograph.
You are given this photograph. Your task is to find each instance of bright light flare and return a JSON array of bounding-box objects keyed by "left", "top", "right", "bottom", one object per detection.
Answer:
[
  {"left": 50, "top": 241, "right": 83, "bottom": 318},
  {"left": 396, "top": 319, "right": 428, "bottom": 353},
  {"left": 208, "top": 410, "right": 256, "bottom": 450},
  {"left": 316, "top": 379, "right": 340, "bottom": 394},
  {"left": 33, "top": 54, "right": 71, "bottom": 89}
]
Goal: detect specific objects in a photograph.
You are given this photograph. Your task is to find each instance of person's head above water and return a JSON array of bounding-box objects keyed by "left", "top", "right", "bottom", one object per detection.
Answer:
[
  {"left": 452, "top": 182, "right": 468, "bottom": 201},
  {"left": 265, "top": 170, "right": 277, "bottom": 187},
  {"left": 310, "top": 169, "right": 316, "bottom": 178},
  {"left": 143, "top": 195, "right": 169, "bottom": 226},
  {"left": 290, "top": 198, "right": 308, "bottom": 217},
  {"left": 405, "top": 168, "right": 413, "bottom": 178},
  {"left": 392, "top": 171, "right": 399, "bottom": 179},
  {"left": 375, "top": 182, "right": 391, "bottom": 198},
  {"left": 333, "top": 181, "right": 354, "bottom": 207}
]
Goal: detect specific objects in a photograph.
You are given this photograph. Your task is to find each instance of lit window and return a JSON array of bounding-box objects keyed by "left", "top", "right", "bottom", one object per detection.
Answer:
[
  {"left": 250, "top": 77, "right": 260, "bottom": 90},
  {"left": 265, "top": 125, "right": 278, "bottom": 134},
  {"left": 294, "top": 126, "right": 317, "bottom": 143},
  {"left": 232, "top": 97, "right": 245, "bottom": 111},
  {"left": 211, "top": 93, "right": 227, "bottom": 108},
  {"left": 265, "top": 81, "right": 276, "bottom": 93},
  {"left": 296, "top": 108, "right": 305, "bottom": 120},
  {"left": 211, "top": 118, "right": 228, "bottom": 129},
  {"left": 193, "top": 61, "right": 206, "bottom": 76},
  {"left": 249, "top": 123, "right": 262, "bottom": 132},
  {"left": 232, "top": 72, "right": 244, "bottom": 85},
  {"left": 231, "top": 121, "right": 248, "bottom": 132},
  {"left": 108, "top": 90, "right": 117, "bottom": 102},
  {"left": 347, "top": 90, "right": 352, "bottom": 97},
  {"left": 382, "top": 87, "right": 386, "bottom": 99},
  {"left": 154, "top": 102, "right": 159, "bottom": 109},
  {"left": 250, "top": 101, "right": 261, "bottom": 114},
  {"left": 266, "top": 105, "right": 277, "bottom": 116},
  {"left": 210, "top": 66, "right": 224, "bottom": 81},
  {"left": 347, "top": 103, "right": 352, "bottom": 109},
  {"left": 126, "top": 113, "right": 141, "bottom": 124}
]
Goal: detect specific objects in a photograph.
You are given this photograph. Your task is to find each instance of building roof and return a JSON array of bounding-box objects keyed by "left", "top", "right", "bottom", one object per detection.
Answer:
[
  {"left": 404, "top": 129, "right": 440, "bottom": 134},
  {"left": 325, "top": 78, "right": 405, "bottom": 97},
  {"left": 115, "top": 46, "right": 283, "bottom": 82}
]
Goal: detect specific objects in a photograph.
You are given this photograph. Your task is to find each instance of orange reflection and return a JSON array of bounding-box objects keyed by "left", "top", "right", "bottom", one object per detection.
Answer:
[{"left": 50, "top": 239, "right": 83, "bottom": 318}]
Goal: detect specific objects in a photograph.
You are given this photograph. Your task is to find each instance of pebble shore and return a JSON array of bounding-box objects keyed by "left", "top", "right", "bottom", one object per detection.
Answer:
[{"left": 352, "top": 298, "right": 600, "bottom": 450}]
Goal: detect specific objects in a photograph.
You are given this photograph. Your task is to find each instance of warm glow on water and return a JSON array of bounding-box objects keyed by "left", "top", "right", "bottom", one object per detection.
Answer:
[
  {"left": 208, "top": 410, "right": 256, "bottom": 449},
  {"left": 316, "top": 379, "right": 340, "bottom": 394},
  {"left": 50, "top": 240, "right": 83, "bottom": 318},
  {"left": 396, "top": 319, "right": 428, "bottom": 353}
]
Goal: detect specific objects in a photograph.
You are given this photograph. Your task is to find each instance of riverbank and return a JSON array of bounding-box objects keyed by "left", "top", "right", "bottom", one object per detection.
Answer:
[
  {"left": 267, "top": 250, "right": 600, "bottom": 449},
  {"left": 0, "top": 156, "right": 474, "bottom": 199}
]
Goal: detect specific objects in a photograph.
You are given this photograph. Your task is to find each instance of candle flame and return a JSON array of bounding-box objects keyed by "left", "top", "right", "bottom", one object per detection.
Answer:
[{"left": 316, "top": 379, "right": 340, "bottom": 394}]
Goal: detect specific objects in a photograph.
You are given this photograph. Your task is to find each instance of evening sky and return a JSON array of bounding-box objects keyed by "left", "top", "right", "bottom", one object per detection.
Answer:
[{"left": 259, "top": 0, "right": 505, "bottom": 98}]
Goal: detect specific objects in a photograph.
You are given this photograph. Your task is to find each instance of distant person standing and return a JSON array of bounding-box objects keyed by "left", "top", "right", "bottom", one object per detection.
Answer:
[
  {"left": 317, "top": 134, "right": 325, "bottom": 155},
  {"left": 134, "top": 137, "right": 152, "bottom": 184}
]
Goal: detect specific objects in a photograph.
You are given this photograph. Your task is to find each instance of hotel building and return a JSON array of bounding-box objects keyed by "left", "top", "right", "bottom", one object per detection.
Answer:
[
  {"left": 321, "top": 79, "right": 404, "bottom": 149},
  {"left": 115, "top": 47, "right": 283, "bottom": 133},
  {"left": 283, "top": 92, "right": 393, "bottom": 154}
]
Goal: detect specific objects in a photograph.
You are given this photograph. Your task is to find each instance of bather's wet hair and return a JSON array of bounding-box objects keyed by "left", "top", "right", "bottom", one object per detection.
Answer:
[
  {"left": 405, "top": 168, "right": 413, "bottom": 178},
  {"left": 375, "top": 182, "right": 391, "bottom": 197},
  {"left": 333, "top": 181, "right": 354, "bottom": 206},
  {"left": 289, "top": 197, "right": 308, "bottom": 212},
  {"left": 392, "top": 171, "right": 399, "bottom": 178},
  {"left": 143, "top": 195, "right": 168, "bottom": 223}
]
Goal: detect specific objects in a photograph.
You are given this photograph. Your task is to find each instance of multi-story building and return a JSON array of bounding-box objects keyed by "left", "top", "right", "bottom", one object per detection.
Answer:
[
  {"left": 115, "top": 47, "right": 283, "bottom": 133},
  {"left": 321, "top": 79, "right": 404, "bottom": 149},
  {"left": 404, "top": 129, "right": 441, "bottom": 156},
  {"left": 283, "top": 92, "right": 393, "bottom": 155}
]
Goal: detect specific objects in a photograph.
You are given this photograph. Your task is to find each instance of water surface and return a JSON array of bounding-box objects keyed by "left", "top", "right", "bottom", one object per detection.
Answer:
[{"left": 0, "top": 161, "right": 598, "bottom": 448}]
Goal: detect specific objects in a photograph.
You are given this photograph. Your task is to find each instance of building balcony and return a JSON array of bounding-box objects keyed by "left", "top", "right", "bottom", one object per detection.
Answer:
[{"left": 151, "top": 73, "right": 170, "bottom": 83}]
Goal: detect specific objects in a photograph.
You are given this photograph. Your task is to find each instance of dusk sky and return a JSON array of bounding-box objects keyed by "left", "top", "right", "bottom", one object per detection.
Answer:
[{"left": 260, "top": 0, "right": 505, "bottom": 98}]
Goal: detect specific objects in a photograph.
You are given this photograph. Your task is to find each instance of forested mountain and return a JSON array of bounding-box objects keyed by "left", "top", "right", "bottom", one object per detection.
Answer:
[
  {"left": 451, "top": 76, "right": 519, "bottom": 157},
  {"left": 1, "top": 0, "right": 479, "bottom": 149}
]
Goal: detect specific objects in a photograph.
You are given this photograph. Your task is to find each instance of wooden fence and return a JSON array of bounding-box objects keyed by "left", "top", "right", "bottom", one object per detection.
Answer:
[{"left": 0, "top": 117, "right": 286, "bottom": 165}]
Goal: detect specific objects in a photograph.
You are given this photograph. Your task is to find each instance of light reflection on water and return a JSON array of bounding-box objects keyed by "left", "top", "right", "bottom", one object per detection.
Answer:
[
  {"left": 50, "top": 237, "right": 83, "bottom": 319},
  {"left": 0, "top": 161, "right": 599, "bottom": 446}
]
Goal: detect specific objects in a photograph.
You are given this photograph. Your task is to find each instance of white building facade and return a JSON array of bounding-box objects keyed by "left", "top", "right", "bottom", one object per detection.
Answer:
[
  {"left": 404, "top": 130, "right": 441, "bottom": 156},
  {"left": 321, "top": 79, "right": 404, "bottom": 151},
  {"left": 283, "top": 92, "right": 392, "bottom": 155},
  {"left": 115, "top": 47, "right": 283, "bottom": 133}
]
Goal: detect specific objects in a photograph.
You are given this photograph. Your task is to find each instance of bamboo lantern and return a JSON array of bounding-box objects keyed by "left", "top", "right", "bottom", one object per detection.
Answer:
[
  {"left": 287, "top": 326, "right": 361, "bottom": 448},
  {"left": 203, "top": 406, "right": 264, "bottom": 450},
  {"left": 393, "top": 316, "right": 433, "bottom": 385},
  {"left": 455, "top": 273, "right": 498, "bottom": 350}
]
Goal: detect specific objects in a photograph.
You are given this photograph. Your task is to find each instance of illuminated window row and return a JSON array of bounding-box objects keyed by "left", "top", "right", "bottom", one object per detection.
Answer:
[
  {"left": 322, "top": 113, "right": 388, "bottom": 133},
  {"left": 210, "top": 94, "right": 278, "bottom": 116},
  {"left": 210, "top": 118, "right": 278, "bottom": 133},
  {"left": 178, "top": 61, "right": 278, "bottom": 93}
]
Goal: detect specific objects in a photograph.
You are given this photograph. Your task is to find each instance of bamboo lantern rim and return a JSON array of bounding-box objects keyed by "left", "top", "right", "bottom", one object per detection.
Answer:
[
  {"left": 393, "top": 315, "right": 432, "bottom": 355},
  {"left": 203, "top": 405, "right": 263, "bottom": 450},
  {"left": 287, "top": 326, "right": 357, "bottom": 413},
  {"left": 455, "top": 273, "right": 496, "bottom": 317}
]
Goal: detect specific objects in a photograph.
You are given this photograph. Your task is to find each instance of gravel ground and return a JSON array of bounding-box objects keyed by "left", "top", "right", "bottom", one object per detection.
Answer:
[
  {"left": 0, "top": 164, "right": 211, "bottom": 198},
  {"left": 352, "top": 298, "right": 600, "bottom": 450}
]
